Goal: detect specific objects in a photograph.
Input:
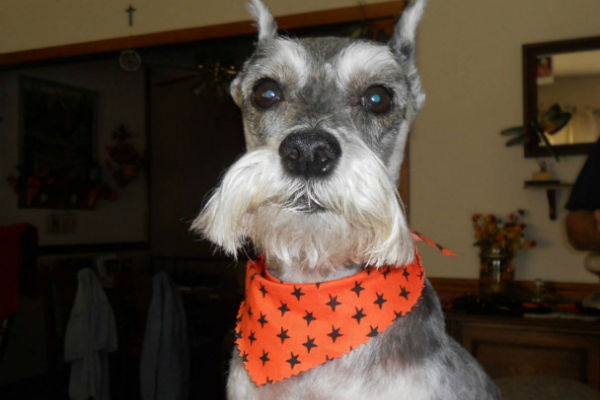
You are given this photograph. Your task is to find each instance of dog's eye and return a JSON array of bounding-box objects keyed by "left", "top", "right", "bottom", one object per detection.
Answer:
[
  {"left": 252, "top": 79, "right": 283, "bottom": 109},
  {"left": 361, "top": 85, "right": 392, "bottom": 114}
]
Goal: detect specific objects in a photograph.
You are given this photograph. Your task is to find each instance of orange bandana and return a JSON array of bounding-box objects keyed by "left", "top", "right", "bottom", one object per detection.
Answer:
[{"left": 234, "top": 245, "right": 433, "bottom": 386}]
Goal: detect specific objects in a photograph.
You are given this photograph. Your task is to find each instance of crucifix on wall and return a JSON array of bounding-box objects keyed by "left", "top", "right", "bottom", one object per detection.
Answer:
[{"left": 125, "top": 5, "right": 136, "bottom": 27}]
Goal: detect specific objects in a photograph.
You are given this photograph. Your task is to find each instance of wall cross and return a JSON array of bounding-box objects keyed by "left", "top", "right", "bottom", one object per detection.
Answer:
[{"left": 125, "top": 5, "right": 136, "bottom": 27}]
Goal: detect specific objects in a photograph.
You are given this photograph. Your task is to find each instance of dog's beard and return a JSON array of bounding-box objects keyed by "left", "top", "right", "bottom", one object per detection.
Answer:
[{"left": 191, "top": 141, "right": 414, "bottom": 280}]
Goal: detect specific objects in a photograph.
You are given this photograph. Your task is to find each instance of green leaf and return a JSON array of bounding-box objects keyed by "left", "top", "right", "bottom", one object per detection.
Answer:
[
  {"left": 540, "top": 103, "right": 571, "bottom": 134},
  {"left": 505, "top": 132, "right": 529, "bottom": 146},
  {"left": 500, "top": 126, "right": 525, "bottom": 136},
  {"left": 544, "top": 103, "right": 562, "bottom": 120}
]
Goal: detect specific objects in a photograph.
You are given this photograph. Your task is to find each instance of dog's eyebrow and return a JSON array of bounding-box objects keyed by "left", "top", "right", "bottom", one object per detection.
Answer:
[
  {"left": 267, "top": 38, "right": 310, "bottom": 84},
  {"left": 334, "top": 42, "right": 399, "bottom": 86}
]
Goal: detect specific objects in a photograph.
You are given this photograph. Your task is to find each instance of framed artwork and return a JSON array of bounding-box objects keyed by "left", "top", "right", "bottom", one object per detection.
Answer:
[
  {"left": 19, "top": 76, "right": 98, "bottom": 209},
  {"left": 536, "top": 55, "right": 554, "bottom": 85}
]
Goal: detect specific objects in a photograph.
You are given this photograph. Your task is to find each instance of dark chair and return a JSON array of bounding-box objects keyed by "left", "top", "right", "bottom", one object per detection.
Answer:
[
  {"left": 0, "top": 318, "right": 11, "bottom": 360},
  {"left": 0, "top": 224, "right": 38, "bottom": 362}
]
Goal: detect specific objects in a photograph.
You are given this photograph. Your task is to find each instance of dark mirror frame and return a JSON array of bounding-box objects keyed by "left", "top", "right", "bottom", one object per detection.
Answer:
[{"left": 523, "top": 35, "right": 600, "bottom": 158}]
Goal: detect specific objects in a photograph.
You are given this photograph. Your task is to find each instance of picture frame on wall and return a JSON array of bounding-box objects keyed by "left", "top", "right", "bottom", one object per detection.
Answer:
[{"left": 19, "top": 76, "right": 98, "bottom": 209}]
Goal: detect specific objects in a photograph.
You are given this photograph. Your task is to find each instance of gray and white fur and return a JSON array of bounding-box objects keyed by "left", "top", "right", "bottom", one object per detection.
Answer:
[{"left": 192, "top": 0, "right": 500, "bottom": 398}]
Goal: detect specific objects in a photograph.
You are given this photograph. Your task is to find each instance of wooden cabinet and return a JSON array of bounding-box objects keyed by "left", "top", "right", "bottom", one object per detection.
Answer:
[{"left": 446, "top": 313, "right": 600, "bottom": 390}]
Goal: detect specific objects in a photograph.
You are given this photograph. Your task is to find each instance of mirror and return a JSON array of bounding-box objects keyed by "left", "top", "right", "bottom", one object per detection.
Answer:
[{"left": 523, "top": 36, "right": 600, "bottom": 158}]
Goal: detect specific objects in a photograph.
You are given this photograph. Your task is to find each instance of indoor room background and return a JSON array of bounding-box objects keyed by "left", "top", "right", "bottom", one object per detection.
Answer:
[{"left": 1, "top": 0, "right": 600, "bottom": 395}]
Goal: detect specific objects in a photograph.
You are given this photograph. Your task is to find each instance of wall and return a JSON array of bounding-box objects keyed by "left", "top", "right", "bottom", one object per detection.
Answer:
[
  {"left": 0, "top": 59, "right": 148, "bottom": 246},
  {"left": 0, "top": 0, "right": 395, "bottom": 54},
  {"left": 3, "top": 0, "right": 600, "bottom": 282},
  {"left": 412, "top": 0, "right": 600, "bottom": 282}
]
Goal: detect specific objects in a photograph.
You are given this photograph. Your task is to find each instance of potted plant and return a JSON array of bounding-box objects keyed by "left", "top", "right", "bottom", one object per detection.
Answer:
[{"left": 472, "top": 211, "right": 536, "bottom": 294}]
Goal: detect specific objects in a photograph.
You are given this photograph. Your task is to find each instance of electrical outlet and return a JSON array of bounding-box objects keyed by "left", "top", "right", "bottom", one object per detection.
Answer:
[
  {"left": 62, "top": 213, "right": 76, "bottom": 234},
  {"left": 48, "top": 212, "right": 77, "bottom": 234},
  {"left": 48, "top": 213, "right": 61, "bottom": 234}
]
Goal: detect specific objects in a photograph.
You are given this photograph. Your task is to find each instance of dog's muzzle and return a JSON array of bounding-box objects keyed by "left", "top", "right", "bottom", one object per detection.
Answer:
[{"left": 278, "top": 130, "right": 341, "bottom": 179}]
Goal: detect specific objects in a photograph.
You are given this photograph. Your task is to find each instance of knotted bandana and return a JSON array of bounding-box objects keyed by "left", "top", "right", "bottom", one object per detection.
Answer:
[{"left": 234, "top": 232, "right": 455, "bottom": 386}]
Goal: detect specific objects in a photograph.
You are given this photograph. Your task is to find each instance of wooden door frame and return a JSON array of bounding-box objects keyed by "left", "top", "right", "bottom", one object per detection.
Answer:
[{"left": 0, "top": 2, "right": 405, "bottom": 66}]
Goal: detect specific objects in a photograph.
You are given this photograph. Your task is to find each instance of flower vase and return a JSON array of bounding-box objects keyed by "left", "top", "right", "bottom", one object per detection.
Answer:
[{"left": 479, "top": 248, "right": 514, "bottom": 295}]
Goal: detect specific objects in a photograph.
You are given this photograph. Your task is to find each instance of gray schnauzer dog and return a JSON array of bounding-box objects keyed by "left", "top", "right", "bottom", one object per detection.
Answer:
[{"left": 193, "top": 0, "right": 500, "bottom": 398}]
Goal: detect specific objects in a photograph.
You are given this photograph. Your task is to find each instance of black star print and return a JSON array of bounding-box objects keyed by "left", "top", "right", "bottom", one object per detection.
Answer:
[
  {"left": 315, "top": 282, "right": 322, "bottom": 289},
  {"left": 327, "top": 325, "right": 343, "bottom": 343},
  {"left": 241, "top": 351, "right": 248, "bottom": 363},
  {"left": 325, "top": 355, "right": 333, "bottom": 362},
  {"left": 248, "top": 331, "right": 256, "bottom": 345},
  {"left": 367, "top": 325, "right": 379, "bottom": 337},
  {"left": 291, "top": 286, "right": 305, "bottom": 301},
  {"left": 374, "top": 292, "right": 387, "bottom": 309},
  {"left": 260, "top": 350, "right": 270, "bottom": 365},
  {"left": 234, "top": 329, "right": 242, "bottom": 340},
  {"left": 258, "top": 312, "right": 268, "bottom": 328},
  {"left": 402, "top": 267, "right": 410, "bottom": 281},
  {"left": 250, "top": 273, "right": 257, "bottom": 281},
  {"left": 277, "top": 327, "right": 290, "bottom": 344},
  {"left": 350, "top": 281, "right": 364, "bottom": 297},
  {"left": 259, "top": 284, "right": 268, "bottom": 297},
  {"left": 235, "top": 315, "right": 242, "bottom": 324},
  {"left": 418, "top": 270, "right": 424, "bottom": 279},
  {"left": 326, "top": 294, "right": 341, "bottom": 311},
  {"left": 303, "top": 310, "right": 316, "bottom": 326},
  {"left": 302, "top": 336, "right": 318, "bottom": 353},
  {"left": 266, "top": 377, "right": 273, "bottom": 384},
  {"left": 246, "top": 306, "right": 253, "bottom": 319},
  {"left": 394, "top": 311, "right": 403, "bottom": 321},
  {"left": 399, "top": 286, "right": 410, "bottom": 299},
  {"left": 382, "top": 267, "right": 391, "bottom": 279},
  {"left": 352, "top": 307, "right": 366, "bottom": 324},
  {"left": 278, "top": 301, "right": 290, "bottom": 316},
  {"left": 286, "top": 352, "right": 301, "bottom": 370}
]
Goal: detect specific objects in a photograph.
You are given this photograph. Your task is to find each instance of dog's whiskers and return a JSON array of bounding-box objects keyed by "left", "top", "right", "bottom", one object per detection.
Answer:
[{"left": 283, "top": 181, "right": 324, "bottom": 213}]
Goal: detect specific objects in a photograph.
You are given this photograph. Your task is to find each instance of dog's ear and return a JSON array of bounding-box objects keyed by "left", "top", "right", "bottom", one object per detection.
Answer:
[
  {"left": 230, "top": 0, "right": 277, "bottom": 106},
  {"left": 389, "top": 0, "right": 426, "bottom": 111},
  {"left": 248, "top": 0, "right": 278, "bottom": 42},
  {"left": 389, "top": 0, "right": 426, "bottom": 63}
]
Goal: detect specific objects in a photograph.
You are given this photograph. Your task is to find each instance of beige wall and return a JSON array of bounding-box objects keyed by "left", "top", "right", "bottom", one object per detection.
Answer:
[
  {"left": 412, "top": 0, "right": 600, "bottom": 282},
  {"left": 0, "top": 0, "right": 394, "bottom": 54}
]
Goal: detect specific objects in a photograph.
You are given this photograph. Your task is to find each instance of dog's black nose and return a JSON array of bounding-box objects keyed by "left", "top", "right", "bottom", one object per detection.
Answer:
[{"left": 279, "top": 130, "right": 342, "bottom": 178}]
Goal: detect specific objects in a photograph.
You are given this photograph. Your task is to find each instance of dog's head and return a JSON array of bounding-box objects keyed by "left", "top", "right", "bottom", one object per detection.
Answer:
[{"left": 193, "top": 0, "right": 426, "bottom": 281}]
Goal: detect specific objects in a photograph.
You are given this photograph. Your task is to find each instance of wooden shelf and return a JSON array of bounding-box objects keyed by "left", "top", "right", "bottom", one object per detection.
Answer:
[
  {"left": 523, "top": 181, "right": 573, "bottom": 220},
  {"left": 524, "top": 182, "right": 573, "bottom": 189}
]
